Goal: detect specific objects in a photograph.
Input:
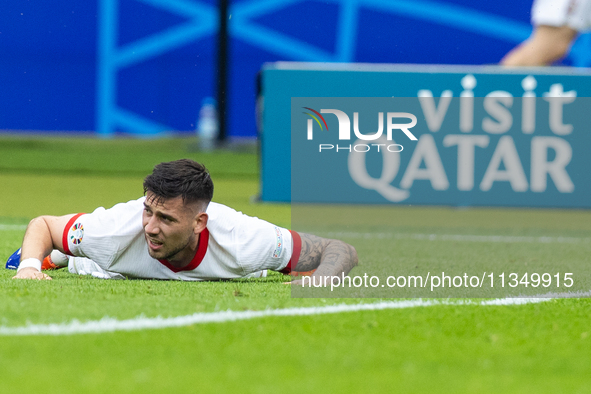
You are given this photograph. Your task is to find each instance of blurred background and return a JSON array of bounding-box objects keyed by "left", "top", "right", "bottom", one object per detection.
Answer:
[
  {"left": 2, "top": 4, "right": 591, "bottom": 390},
  {"left": 3, "top": 0, "right": 590, "bottom": 141},
  {"left": 3, "top": 0, "right": 591, "bottom": 212}
]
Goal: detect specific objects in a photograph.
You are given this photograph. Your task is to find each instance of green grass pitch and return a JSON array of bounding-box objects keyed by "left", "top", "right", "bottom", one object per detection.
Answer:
[{"left": 0, "top": 135, "right": 590, "bottom": 393}]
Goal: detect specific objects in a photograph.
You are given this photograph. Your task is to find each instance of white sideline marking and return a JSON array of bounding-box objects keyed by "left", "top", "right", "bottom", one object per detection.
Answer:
[
  {"left": 0, "top": 224, "right": 27, "bottom": 231},
  {"left": 0, "top": 297, "right": 554, "bottom": 336},
  {"left": 323, "top": 232, "right": 591, "bottom": 244}
]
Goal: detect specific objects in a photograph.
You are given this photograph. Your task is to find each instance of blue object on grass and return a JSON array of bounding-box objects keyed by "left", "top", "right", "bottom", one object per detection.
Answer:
[{"left": 5, "top": 248, "right": 21, "bottom": 270}]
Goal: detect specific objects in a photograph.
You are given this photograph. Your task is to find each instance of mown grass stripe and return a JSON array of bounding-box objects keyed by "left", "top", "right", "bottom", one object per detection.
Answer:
[
  {"left": 324, "top": 232, "right": 591, "bottom": 244},
  {"left": 0, "top": 297, "right": 553, "bottom": 336},
  {"left": 0, "top": 224, "right": 27, "bottom": 231}
]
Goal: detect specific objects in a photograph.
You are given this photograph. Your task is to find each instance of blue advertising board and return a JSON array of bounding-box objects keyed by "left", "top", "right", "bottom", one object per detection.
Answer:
[
  {"left": 5, "top": 0, "right": 591, "bottom": 139},
  {"left": 262, "top": 63, "right": 591, "bottom": 208}
]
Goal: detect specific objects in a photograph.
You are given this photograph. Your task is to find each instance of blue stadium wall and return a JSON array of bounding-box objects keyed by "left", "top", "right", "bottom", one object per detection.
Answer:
[{"left": 2, "top": 0, "right": 590, "bottom": 138}]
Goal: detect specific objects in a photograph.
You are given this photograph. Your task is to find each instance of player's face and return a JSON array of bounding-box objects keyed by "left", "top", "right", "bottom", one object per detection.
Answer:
[{"left": 141, "top": 192, "right": 207, "bottom": 265}]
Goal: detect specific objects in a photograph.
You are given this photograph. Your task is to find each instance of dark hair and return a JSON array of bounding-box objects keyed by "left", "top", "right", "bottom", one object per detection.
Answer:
[{"left": 143, "top": 159, "right": 214, "bottom": 205}]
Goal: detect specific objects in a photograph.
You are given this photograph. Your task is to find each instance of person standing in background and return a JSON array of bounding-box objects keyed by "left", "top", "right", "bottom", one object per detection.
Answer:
[{"left": 501, "top": 0, "right": 591, "bottom": 66}]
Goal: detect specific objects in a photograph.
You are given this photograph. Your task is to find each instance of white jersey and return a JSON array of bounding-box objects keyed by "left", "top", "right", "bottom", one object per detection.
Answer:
[
  {"left": 532, "top": 0, "right": 591, "bottom": 30},
  {"left": 61, "top": 198, "right": 300, "bottom": 281}
]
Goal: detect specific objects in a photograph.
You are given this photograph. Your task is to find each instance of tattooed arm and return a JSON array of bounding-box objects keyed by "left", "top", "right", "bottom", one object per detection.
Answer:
[{"left": 293, "top": 233, "right": 358, "bottom": 279}]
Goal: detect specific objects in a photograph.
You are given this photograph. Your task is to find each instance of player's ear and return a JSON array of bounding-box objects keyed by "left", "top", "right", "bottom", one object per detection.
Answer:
[{"left": 193, "top": 212, "right": 208, "bottom": 234}]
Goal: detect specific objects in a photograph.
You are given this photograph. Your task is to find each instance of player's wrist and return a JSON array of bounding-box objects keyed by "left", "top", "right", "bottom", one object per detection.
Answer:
[{"left": 17, "top": 258, "right": 42, "bottom": 273}]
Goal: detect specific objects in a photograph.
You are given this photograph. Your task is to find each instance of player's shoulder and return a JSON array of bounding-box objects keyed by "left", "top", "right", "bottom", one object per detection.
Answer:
[
  {"left": 206, "top": 201, "right": 279, "bottom": 233},
  {"left": 205, "top": 201, "right": 262, "bottom": 231},
  {"left": 206, "top": 201, "right": 243, "bottom": 220},
  {"left": 206, "top": 201, "right": 233, "bottom": 213}
]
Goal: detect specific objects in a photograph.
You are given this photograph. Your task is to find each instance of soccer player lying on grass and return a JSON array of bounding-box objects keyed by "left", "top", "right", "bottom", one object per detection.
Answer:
[{"left": 11, "top": 159, "right": 357, "bottom": 283}]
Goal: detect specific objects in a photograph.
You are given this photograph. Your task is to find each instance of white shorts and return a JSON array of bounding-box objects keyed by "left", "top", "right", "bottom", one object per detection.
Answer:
[
  {"left": 532, "top": 0, "right": 591, "bottom": 31},
  {"left": 67, "top": 255, "right": 268, "bottom": 280}
]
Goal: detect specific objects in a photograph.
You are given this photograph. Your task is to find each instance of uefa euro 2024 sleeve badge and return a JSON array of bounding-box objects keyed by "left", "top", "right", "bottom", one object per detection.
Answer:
[
  {"left": 272, "top": 226, "right": 283, "bottom": 258},
  {"left": 70, "top": 223, "right": 84, "bottom": 245}
]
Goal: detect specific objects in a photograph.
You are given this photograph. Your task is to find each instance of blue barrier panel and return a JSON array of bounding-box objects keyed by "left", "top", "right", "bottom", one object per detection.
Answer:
[
  {"left": 4, "top": 1, "right": 591, "bottom": 138},
  {"left": 261, "top": 63, "right": 591, "bottom": 208}
]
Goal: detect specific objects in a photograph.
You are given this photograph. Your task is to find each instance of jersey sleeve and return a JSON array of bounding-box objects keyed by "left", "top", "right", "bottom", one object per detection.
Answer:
[
  {"left": 62, "top": 213, "right": 86, "bottom": 256},
  {"left": 61, "top": 198, "right": 145, "bottom": 270},
  {"left": 232, "top": 215, "right": 295, "bottom": 274},
  {"left": 279, "top": 230, "right": 301, "bottom": 274},
  {"left": 206, "top": 203, "right": 301, "bottom": 275}
]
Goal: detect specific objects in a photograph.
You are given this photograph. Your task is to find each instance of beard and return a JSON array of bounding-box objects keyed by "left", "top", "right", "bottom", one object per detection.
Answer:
[{"left": 146, "top": 234, "right": 194, "bottom": 262}]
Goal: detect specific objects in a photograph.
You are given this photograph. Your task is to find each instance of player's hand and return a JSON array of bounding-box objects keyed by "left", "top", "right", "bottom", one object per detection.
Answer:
[{"left": 12, "top": 267, "right": 52, "bottom": 280}]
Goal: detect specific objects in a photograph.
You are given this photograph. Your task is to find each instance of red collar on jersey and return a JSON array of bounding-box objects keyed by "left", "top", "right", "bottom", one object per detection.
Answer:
[{"left": 158, "top": 228, "right": 210, "bottom": 273}]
